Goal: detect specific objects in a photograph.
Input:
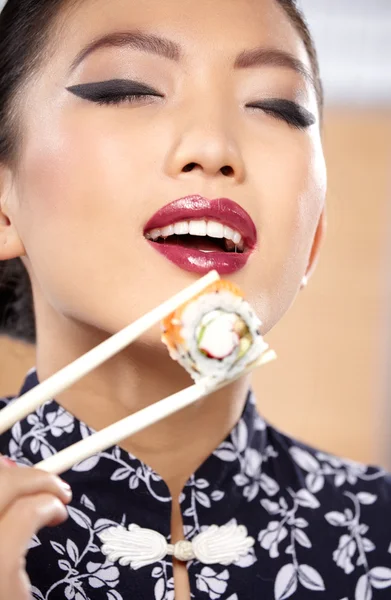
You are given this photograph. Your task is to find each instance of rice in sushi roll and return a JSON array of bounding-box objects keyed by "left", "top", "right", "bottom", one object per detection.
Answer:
[{"left": 161, "top": 280, "right": 269, "bottom": 384}]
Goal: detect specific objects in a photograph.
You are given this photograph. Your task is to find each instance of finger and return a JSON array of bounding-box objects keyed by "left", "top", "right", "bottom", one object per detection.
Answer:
[
  {"left": 0, "top": 459, "right": 72, "bottom": 516},
  {"left": 0, "top": 493, "right": 68, "bottom": 557},
  {"left": 0, "top": 494, "right": 68, "bottom": 600},
  {"left": 0, "top": 456, "right": 17, "bottom": 468}
]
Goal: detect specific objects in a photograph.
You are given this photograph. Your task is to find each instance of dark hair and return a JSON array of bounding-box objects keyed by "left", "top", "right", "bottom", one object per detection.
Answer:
[{"left": 0, "top": 0, "right": 322, "bottom": 345}]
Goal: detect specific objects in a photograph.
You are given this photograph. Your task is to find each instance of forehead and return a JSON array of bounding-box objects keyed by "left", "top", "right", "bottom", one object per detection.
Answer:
[{"left": 52, "top": 0, "right": 310, "bottom": 70}]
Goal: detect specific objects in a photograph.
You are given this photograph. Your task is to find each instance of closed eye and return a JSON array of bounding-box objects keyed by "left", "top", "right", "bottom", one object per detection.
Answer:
[
  {"left": 246, "top": 99, "right": 316, "bottom": 129},
  {"left": 66, "top": 79, "right": 164, "bottom": 106},
  {"left": 66, "top": 80, "right": 316, "bottom": 129}
]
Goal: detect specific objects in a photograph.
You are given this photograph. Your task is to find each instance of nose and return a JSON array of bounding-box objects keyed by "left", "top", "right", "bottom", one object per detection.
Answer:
[{"left": 164, "top": 100, "right": 246, "bottom": 184}]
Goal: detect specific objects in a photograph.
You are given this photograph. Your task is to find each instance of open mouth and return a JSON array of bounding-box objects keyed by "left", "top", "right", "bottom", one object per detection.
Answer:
[
  {"left": 143, "top": 195, "right": 256, "bottom": 274},
  {"left": 145, "top": 219, "right": 245, "bottom": 253}
]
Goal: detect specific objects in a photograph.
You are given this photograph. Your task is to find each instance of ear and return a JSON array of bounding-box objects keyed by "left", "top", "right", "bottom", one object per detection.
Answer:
[
  {"left": 305, "top": 205, "right": 327, "bottom": 282},
  {"left": 0, "top": 166, "right": 26, "bottom": 260}
]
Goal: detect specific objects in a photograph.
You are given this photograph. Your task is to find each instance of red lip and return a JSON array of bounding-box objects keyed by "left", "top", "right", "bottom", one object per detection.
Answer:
[
  {"left": 144, "top": 195, "right": 257, "bottom": 275},
  {"left": 144, "top": 195, "right": 257, "bottom": 248},
  {"left": 145, "top": 243, "right": 251, "bottom": 275}
]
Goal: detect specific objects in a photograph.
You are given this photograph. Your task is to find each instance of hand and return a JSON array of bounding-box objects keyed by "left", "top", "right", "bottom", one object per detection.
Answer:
[{"left": 0, "top": 456, "right": 72, "bottom": 600}]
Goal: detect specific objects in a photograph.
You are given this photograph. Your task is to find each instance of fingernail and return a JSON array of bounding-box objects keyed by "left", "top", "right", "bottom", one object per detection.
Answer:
[
  {"left": 58, "top": 479, "right": 72, "bottom": 496},
  {"left": 0, "top": 456, "right": 17, "bottom": 468}
]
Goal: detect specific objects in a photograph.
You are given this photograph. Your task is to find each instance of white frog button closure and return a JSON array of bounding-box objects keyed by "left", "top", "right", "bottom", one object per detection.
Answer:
[{"left": 99, "top": 522, "right": 255, "bottom": 570}]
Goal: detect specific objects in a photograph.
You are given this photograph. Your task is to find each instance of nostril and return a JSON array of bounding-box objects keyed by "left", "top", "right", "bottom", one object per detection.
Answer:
[
  {"left": 181, "top": 163, "right": 234, "bottom": 176},
  {"left": 221, "top": 166, "right": 234, "bottom": 177},
  {"left": 182, "top": 162, "right": 197, "bottom": 172}
]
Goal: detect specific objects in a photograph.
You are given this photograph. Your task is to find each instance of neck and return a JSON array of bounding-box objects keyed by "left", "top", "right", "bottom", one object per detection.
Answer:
[{"left": 35, "top": 316, "right": 251, "bottom": 499}]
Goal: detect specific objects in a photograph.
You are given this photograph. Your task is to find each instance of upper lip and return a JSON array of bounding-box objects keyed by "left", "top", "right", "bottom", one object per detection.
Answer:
[{"left": 143, "top": 195, "right": 257, "bottom": 249}]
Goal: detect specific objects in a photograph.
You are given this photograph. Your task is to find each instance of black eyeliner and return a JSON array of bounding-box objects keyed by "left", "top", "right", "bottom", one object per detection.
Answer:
[
  {"left": 66, "top": 81, "right": 316, "bottom": 129},
  {"left": 66, "top": 79, "right": 161, "bottom": 101},
  {"left": 249, "top": 99, "right": 316, "bottom": 128}
]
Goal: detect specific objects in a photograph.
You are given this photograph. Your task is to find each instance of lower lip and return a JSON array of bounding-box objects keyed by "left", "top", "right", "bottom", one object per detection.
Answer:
[{"left": 147, "top": 241, "right": 252, "bottom": 274}]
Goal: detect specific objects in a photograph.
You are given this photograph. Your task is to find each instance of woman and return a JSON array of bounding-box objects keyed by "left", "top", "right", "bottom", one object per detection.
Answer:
[{"left": 0, "top": 0, "right": 390, "bottom": 598}]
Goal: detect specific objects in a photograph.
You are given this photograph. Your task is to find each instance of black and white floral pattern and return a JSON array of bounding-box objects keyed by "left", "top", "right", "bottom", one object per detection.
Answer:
[{"left": 1, "top": 366, "right": 391, "bottom": 599}]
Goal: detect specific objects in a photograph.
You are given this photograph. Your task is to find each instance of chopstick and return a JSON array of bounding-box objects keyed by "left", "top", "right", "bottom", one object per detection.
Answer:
[
  {"left": 35, "top": 348, "right": 277, "bottom": 475},
  {"left": 0, "top": 270, "right": 220, "bottom": 436}
]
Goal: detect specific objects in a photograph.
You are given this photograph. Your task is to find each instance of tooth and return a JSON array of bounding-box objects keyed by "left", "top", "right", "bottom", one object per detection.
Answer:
[
  {"left": 232, "top": 231, "right": 242, "bottom": 245},
  {"left": 161, "top": 225, "right": 175, "bottom": 238},
  {"left": 207, "top": 221, "right": 224, "bottom": 238},
  {"left": 224, "top": 239, "right": 235, "bottom": 252},
  {"left": 223, "top": 226, "right": 234, "bottom": 241},
  {"left": 147, "top": 228, "right": 162, "bottom": 240},
  {"left": 174, "top": 221, "right": 189, "bottom": 235},
  {"left": 189, "top": 220, "right": 207, "bottom": 236},
  {"left": 237, "top": 240, "right": 245, "bottom": 252}
]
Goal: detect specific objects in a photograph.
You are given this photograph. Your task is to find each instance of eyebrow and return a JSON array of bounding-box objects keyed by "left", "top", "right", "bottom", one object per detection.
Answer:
[
  {"left": 69, "top": 30, "right": 315, "bottom": 88},
  {"left": 69, "top": 31, "right": 182, "bottom": 72}
]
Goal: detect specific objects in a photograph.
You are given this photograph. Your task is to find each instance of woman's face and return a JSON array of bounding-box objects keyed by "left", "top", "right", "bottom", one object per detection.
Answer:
[{"left": 4, "top": 0, "right": 326, "bottom": 341}]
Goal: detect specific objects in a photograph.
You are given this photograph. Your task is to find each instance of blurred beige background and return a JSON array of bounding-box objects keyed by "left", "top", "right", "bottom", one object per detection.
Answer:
[{"left": 1, "top": 108, "right": 390, "bottom": 468}]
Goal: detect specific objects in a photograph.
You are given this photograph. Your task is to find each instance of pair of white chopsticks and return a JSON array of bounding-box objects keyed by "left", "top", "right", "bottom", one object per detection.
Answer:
[{"left": 0, "top": 271, "right": 276, "bottom": 476}]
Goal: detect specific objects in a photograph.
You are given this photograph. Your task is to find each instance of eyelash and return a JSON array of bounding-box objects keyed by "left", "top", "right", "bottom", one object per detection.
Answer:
[
  {"left": 247, "top": 100, "right": 316, "bottom": 129},
  {"left": 66, "top": 80, "right": 315, "bottom": 129}
]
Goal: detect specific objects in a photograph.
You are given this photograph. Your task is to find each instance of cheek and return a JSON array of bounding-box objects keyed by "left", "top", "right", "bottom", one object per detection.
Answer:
[
  {"left": 19, "top": 104, "right": 151, "bottom": 221},
  {"left": 15, "top": 105, "right": 158, "bottom": 320},
  {"left": 258, "top": 131, "right": 325, "bottom": 265},
  {"left": 246, "top": 131, "right": 326, "bottom": 327}
]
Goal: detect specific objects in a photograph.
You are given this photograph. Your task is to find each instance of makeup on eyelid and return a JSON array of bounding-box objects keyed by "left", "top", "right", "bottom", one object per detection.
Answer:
[{"left": 66, "top": 79, "right": 316, "bottom": 128}]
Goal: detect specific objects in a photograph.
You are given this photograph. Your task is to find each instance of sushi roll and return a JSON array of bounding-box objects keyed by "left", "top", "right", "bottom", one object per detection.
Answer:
[{"left": 161, "top": 280, "right": 269, "bottom": 384}]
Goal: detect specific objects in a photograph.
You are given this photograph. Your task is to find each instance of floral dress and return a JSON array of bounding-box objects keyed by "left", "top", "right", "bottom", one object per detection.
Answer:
[{"left": 1, "top": 366, "right": 391, "bottom": 600}]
